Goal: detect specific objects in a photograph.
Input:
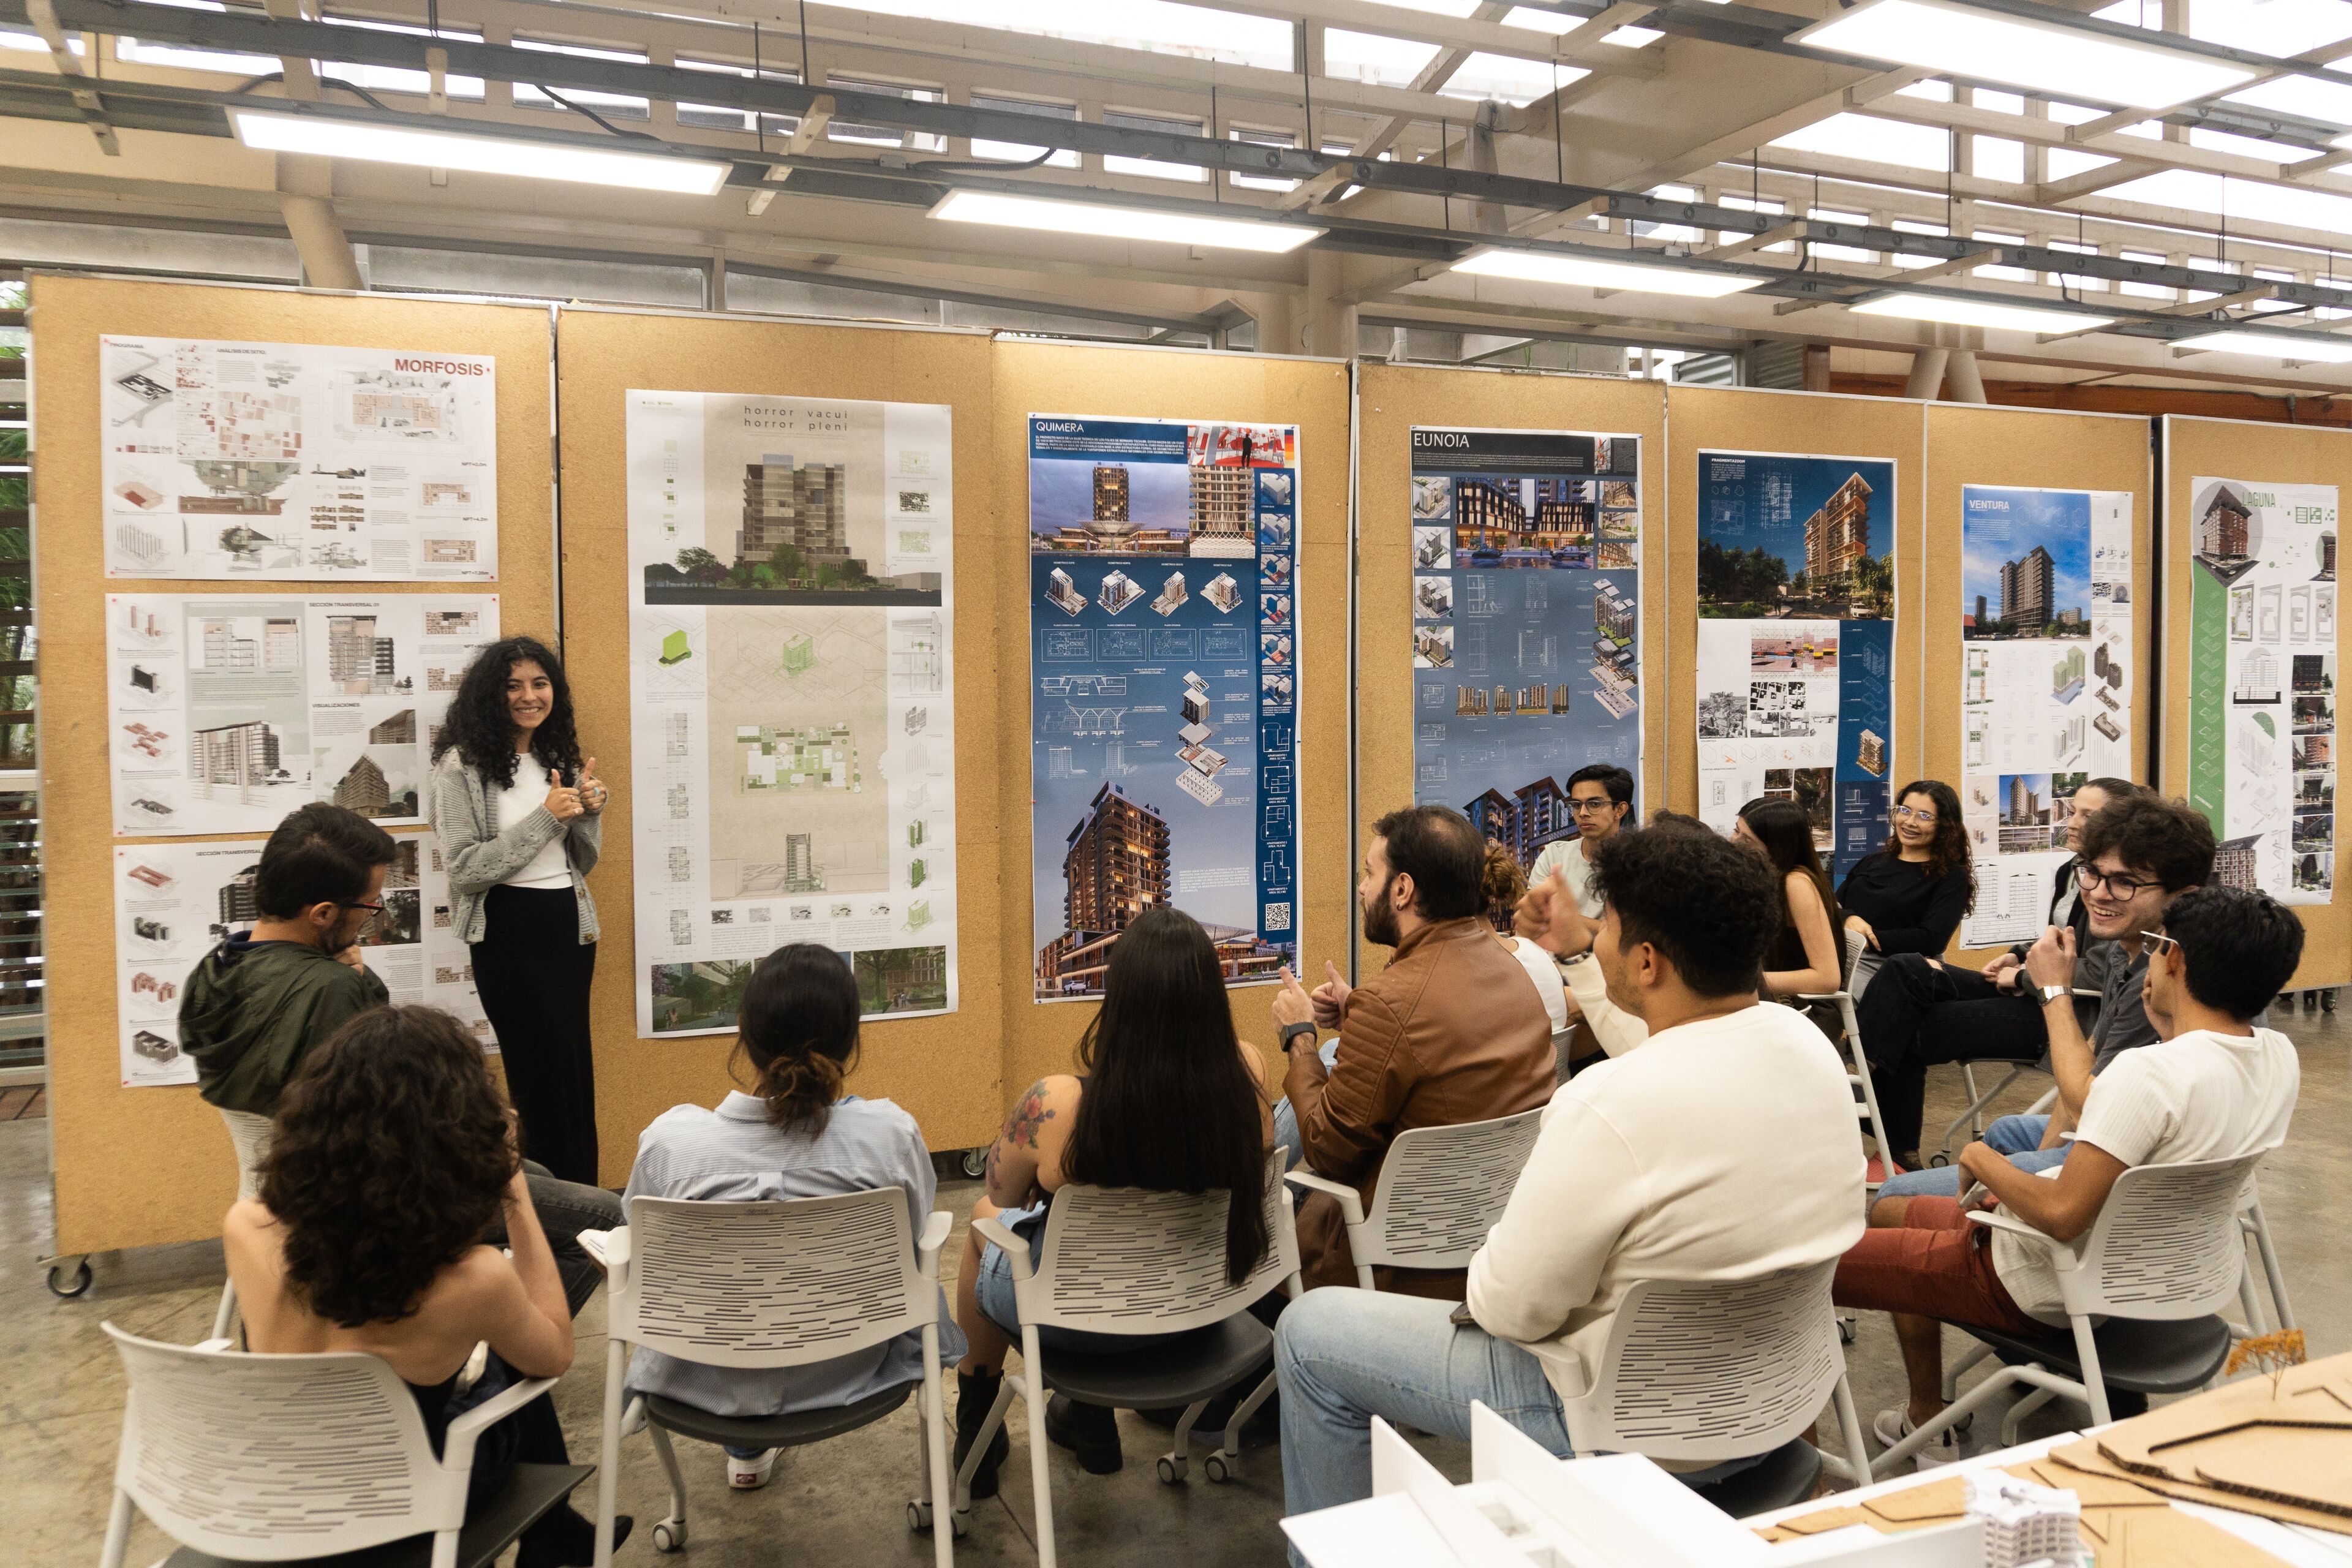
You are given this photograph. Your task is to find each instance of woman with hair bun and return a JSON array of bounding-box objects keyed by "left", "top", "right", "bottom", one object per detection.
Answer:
[{"left": 620, "top": 943, "right": 961, "bottom": 1493}]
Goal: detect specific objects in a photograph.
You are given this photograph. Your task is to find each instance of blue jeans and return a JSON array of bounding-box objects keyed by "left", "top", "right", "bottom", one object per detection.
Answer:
[
  {"left": 1875, "top": 1115, "right": 2065, "bottom": 1200},
  {"left": 975, "top": 1200, "right": 1194, "bottom": 1356},
  {"left": 1271, "top": 1039, "right": 1341, "bottom": 1172}
]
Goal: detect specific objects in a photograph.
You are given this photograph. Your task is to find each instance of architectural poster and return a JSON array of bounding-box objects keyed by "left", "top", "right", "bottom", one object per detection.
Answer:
[
  {"left": 1027, "top": 413, "right": 1299, "bottom": 1000},
  {"left": 1407, "top": 427, "right": 1642, "bottom": 867},
  {"left": 625, "top": 390, "right": 957, "bottom": 1036},
  {"left": 105, "top": 592, "right": 499, "bottom": 838},
  {"left": 1694, "top": 450, "right": 1896, "bottom": 877},
  {"left": 2187, "top": 477, "right": 2336, "bottom": 904},
  {"left": 1958, "top": 486, "right": 2135, "bottom": 946},
  {"left": 111, "top": 833, "right": 490, "bottom": 1088},
  {"left": 100, "top": 335, "right": 498, "bottom": 581}
]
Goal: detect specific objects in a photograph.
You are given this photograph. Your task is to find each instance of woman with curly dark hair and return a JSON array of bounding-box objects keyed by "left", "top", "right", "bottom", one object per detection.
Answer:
[
  {"left": 1836, "top": 779, "right": 1976, "bottom": 988},
  {"left": 429, "top": 635, "right": 607, "bottom": 1184},
  {"left": 223, "top": 1005, "right": 630, "bottom": 1567}
]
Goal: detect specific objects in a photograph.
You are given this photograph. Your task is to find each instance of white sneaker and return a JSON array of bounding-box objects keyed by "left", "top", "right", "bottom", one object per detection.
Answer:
[
  {"left": 728, "top": 1449, "right": 782, "bottom": 1490},
  {"left": 1872, "top": 1408, "right": 1960, "bottom": 1471}
]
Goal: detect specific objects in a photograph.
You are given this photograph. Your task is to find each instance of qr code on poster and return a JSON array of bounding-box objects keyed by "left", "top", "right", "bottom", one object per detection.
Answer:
[{"left": 1263, "top": 902, "right": 1292, "bottom": 932}]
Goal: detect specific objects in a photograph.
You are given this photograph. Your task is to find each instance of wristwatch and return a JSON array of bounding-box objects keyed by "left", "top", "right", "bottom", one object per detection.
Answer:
[
  {"left": 2037, "top": 984, "right": 2072, "bottom": 1006},
  {"left": 1281, "top": 1020, "right": 1318, "bottom": 1046}
]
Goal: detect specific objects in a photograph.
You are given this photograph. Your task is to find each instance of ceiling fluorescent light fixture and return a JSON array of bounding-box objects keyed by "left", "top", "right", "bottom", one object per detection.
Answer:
[
  {"left": 230, "top": 108, "right": 729, "bottom": 194},
  {"left": 1798, "top": 0, "right": 2256, "bottom": 110},
  {"left": 929, "top": 189, "right": 1321, "bottom": 253},
  {"left": 1452, "top": 247, "right": 1763, "bottom": 299},
  {"left": 2174, "top": 328, "right": 2352, "bottom": 362},
  {"left": 1851, "top": 292, "right": 2115, "bottom": 334}
]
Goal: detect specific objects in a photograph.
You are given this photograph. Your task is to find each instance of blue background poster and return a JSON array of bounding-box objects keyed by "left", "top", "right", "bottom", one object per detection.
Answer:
[
  {"left": 1408, "top": 428, "right": 1642, "bottom": 870},
  {"left": 1027, "top": 414, "right": 1299, "bottom": 1000},
  {"left": 1693, "top": 450, "right": 1896, "bottom": 878}
]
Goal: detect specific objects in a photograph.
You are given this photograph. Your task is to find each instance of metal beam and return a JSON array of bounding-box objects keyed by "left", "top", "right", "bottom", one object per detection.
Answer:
[{"left": 22, "top": 0, "right": 114, "bottom": 153}]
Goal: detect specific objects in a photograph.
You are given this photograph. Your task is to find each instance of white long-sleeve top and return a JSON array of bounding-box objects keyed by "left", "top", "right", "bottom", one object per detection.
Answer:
[
  {"left": 1465, "top": 1000, "right": 1866, "bottom": 1405},
  {"left": 1561, "top": 955, "right": 1645, "bottom": 1060}
]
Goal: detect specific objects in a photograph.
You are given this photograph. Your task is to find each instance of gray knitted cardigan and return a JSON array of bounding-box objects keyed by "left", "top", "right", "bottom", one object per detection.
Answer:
[{"left": 426, "top": 747, "right": 602, "bottom": 945}]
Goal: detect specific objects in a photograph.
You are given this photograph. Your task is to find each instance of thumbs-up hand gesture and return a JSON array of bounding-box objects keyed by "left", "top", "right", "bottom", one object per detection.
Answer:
[
  {"left": 542, "top": 766, "right": 585, "bottom": 822},
  {"left": 577, "top": 756, "right": 608, "bottom": 814},
  {"left": 1310, "top": 959, "right": 1352, "bottom": 1030},
  {"left": 1273, "top": 965, "right": 1318, "bottom": 1032}
]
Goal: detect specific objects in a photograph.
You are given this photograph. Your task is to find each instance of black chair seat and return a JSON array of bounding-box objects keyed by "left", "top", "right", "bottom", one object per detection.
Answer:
[
  {"left": 645, "top": 1379, "right": 914, "bottom": 1448},
  {"left": 1961, "top": 1313, "right": 2233, "bottom": 1395},
  {"left": 1038, "top": 1313, "right": 1273, "bottom": 1410},
  {"left": 161, "top": 1462, "right": 590, "bottom": 1568},
  {"left": 1690, "top": 1439, "right": 1823, "bottom": 1520}
]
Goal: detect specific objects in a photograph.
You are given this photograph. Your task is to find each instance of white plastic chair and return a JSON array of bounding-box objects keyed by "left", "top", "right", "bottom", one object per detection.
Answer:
[
  {"left": 209, "top": 1108, "right": 274, "bottom": 1342},
  {"left": 98, "top": 1322, "right": 581, "bottom": 1568},
  {"left": 2230, "top": 1178, "right": 2298, "bottom": 1340},
  {"left": 1883, "top": 1152, "right": 2261, "bottom": 1476},
  {"left": 1547, "top": 1260, "right": 1874, "bottom": 1503},
  {"left": 1283, "top": 1107, "right": 1544, "bottom": 1291},
  {"left": 588, "top": 1188, "right": 955, "bottom": 1568},
  {"left": 1797, "top": 928, "right": 1896, "bottom": 1190},
  {"left": 963, "top": 1150, "right": 1303, "bottom": 1568}
]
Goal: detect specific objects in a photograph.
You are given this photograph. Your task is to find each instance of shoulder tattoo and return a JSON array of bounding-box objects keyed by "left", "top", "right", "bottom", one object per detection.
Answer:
[{"left": 1002, "top": 1079, "right": 1056, "bottom": 1149}]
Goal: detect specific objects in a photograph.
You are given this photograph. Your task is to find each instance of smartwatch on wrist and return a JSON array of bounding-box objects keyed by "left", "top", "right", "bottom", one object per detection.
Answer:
[
  {"left": 2037, "top": 984, "right": 2072, "bottom": 1006},
  {"left": 1281, "top": 1020, "right": 1318, "bottom": 1047}
]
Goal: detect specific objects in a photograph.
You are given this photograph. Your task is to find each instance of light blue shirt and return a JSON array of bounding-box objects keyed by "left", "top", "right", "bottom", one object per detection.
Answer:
[{"left": 620, "top": 1091, "right": 965, "bottom": 1417}]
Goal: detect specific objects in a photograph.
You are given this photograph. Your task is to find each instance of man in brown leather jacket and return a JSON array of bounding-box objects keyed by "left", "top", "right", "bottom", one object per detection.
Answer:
[{"left": 1273, "top": 804, "right": 1556, "bottom": 1296}]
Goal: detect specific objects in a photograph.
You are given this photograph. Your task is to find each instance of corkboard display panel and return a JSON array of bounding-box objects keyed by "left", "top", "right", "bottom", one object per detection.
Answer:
[
  {"left": 1355, "top": 366, "right": 1667, "bottom": 977},
  {"left": 32, "top": 275, "right": 557, "bottom": 1255},
  {"left": 1663, "top": 386, "right": 1928, "bottom": 828},
  {"left": 989, "top": 341, "right": 1353, "bottom": 1099},
  {"left": 554, "top": 309, "right": 1005, "bottom": 1173},
  {"left": 2160, "top": 415, "right": 2350, "bottom": 989},
  {"left": 1923, "top": 404, "right": 2154, "bottom": 963}
]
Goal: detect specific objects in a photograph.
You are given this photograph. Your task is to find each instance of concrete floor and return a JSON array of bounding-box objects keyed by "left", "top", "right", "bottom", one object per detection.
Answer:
[{"left": 6, "top": 1003, "right": 2347, "bottom": 1567}]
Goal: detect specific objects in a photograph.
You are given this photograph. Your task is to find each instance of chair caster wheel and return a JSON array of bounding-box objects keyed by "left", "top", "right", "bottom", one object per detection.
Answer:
[
  {"left": 949, "top": 1511, "right": 969, "bottom": 1539},
  {"left": 1928, "top": 1153, "right": 1950, "bottom": 1167},
  {"left": 1838, "top": 1316, "right": 1856, "bottom": 1345},
  {"left": 1156, "top": 1455, "right": 1185, "bottom": 1485},
  {"left": 910, "top": 1500, "right": 930, "bottom": 1533},
  {"left": 652, "top": 1519, "right": 686, "bottom": 1553},
  {"left": 1205, "top": 1452, "right": 1234, "bottom": 1484},
  {"left": 46, "top": 1259, "right": 92, "bottom": 1298},
  {"left": 960, "top": 1148, "right": 987, "bottom": 1178}
]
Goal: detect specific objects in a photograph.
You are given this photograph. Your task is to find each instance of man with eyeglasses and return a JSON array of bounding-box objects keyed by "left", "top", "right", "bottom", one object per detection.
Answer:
[{"left": 1526, "top": 764, "right": 1635, "bottom": 931}]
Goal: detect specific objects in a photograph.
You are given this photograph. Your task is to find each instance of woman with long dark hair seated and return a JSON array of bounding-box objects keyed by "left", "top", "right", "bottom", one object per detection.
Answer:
[
  {"left": 1837, "top": 779, "right": 1977, "bottom": 982},
  {"left": 622, "top": 943, "right": 961, "bottom": 1493},
  {"left": 1733, "top": 796, "right": 1846, "bottom": 1008},
  {"left": 429, "top": 634, "right": 607, "bottom": 1186},
  {"left": 952, "top": 905, "right": 1276, "bottom": 1493},
  {"left": 221, "top": 1005, "right": 627, "bottom": 1568}
]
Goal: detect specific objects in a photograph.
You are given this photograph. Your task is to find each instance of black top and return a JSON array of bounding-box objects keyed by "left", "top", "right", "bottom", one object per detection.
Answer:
[{"left": 1837, "top": 853, "right": 1971, "bottom": 957}]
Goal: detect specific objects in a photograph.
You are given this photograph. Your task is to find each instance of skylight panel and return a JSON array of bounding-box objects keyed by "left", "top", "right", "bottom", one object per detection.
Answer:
[
  {"left": 2103, "top": 167, "right": 2352, "bottom": 236},
  {"left": 2223, "top": 74, "right": 2352, "bottom": 126},
  {"left": 1442, "top": 51, "right": 1586, "bottom": 105},
  {"left": 1770, "top": 113, "right": 1952, "bottom": 171},
  {"left": 848, "top": 0, "right": 1292, "bottom": 71},
  {"left": 1324, "top": 28, "right": 1441, "bottom": 86}
]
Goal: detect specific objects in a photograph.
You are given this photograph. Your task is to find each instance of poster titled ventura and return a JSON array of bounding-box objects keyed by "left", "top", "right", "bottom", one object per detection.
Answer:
[
  {"left": 1027, "top": 413, "right": 1300, "bottom": 1000},
  {"left": 1407, "top": 428, "right": 1642, "bottom": 866},
  {"left": 100, "top": 336, "right": 497, "bottom": 581},
  {"left": 1695, "top": 451, "right": 1896, "bottom": 876},
  {"left": 2187, "top": 477, "right": 2335, "bottom": 904},
  {"left": 1958, "top": 486, "right": 2135, "bottom": 946},
  {"left": 625, "top": 390, "right": 957, "bottom": 1036}
]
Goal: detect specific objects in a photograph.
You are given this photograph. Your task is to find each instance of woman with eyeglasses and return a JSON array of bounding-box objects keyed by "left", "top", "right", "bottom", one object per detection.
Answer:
[
  {"left": 1836, "top": 780, "right": 1975, "bottom": 983},
  {"left": 429, "top": 635, "right": 608, "bottom": 1186}
]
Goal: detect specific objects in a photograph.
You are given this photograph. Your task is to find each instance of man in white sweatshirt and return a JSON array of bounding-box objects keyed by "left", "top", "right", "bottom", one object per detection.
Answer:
[
  {"left": 1273, "top": 823, "right": 1867, "bottom": 1530},
  {"left": 1836, "top": 883, "right": 2302, "bottom": 1467}
]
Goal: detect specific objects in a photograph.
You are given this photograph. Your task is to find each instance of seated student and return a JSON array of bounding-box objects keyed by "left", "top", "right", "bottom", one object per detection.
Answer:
[
  {"left": 954, "top": 905, "right": 1276, "bottom": 1493},
  {"left": 1838, "top": 883, "right": 2301, "bottom": 1466},
  {"left": 222, "top": 1006, "right": 628, "bottom": 1568},
  {"left": 1528, "top": 764, "right": 1634, "bottom": 925},
  {"left": 624, "top": 943, "right": 960, "bottom": 1493},
  {"left": 1269, "top": 805, "right": 1555, "bottom": 1295},
  {"left": 1838, "top": 780, "right": 1975, "bottom": 982},
  {"left": 1733, "top": 797, "right": 1844, "bottom": 1016},
  {"left": 1858, "top": 779, "right": 2137, "bottom": 1173},
  {"left": 1518, "top": 812, "right": 1715, "bottom": 1063},
  {"left": 1480, "top": 840, "right": 1570, "bottom": 1036},
  {"left": 1874, "top": 791, "right": 2211, "bottom": 1200},
  {"left": 1274, "top": 826, "right": 1866, "bottom": 1525},
  {"left": 186, "top": 803, "right": 618, "bottom": 1315}
]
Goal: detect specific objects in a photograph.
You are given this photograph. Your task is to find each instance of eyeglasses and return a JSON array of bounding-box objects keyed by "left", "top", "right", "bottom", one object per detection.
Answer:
[
  {"left": 2073, "top": 861, "right": 2163, "bottom": 897},
  {"left": 1893, "top": 804, "right": 1939, "bottom": 825},
  {"left": 2141, "top": 929, "right": 2179, "bottom": 956},
  {"left": 339, "top": 901, "right": 386, "bottom": 918},
  {"left": 1567, "top": 798, "right": 1619, "bottom": 816}
]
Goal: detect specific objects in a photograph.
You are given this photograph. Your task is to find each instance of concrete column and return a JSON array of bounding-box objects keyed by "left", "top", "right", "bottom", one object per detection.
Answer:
[
  {"left": 1246, "top": 292, "right": 1300, "bottom": 355},
  {"left": 1302, "top": 249, "right": 1357, "bottom": 360},
  {"left": 1801, "top": 343, "right": 1831, "bottom": 391},
  {"left": 1945, "top": 349, "right": 1988, "bottom": 403},
  {"left": 1904, "top": 348, "right": 1950, "bottom": 399},
  {"left": 275, "top": 154, "right": 362, "bottom": 291}
]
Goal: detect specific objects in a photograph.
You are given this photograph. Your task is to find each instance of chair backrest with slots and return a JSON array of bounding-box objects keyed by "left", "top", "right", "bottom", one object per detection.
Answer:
[
  {"left": 1355, "top": 1108, "right": 1545, "bottom": 1270},
  {"left": 1562, "top": 1261, "right": 1846, "bottom": 1464},
  {"left": 1023, "top": 1150, "right": 1299, "bottom": 1335},
  {"left": 219, "top": 1107, "right": 273, "bottom": 1204},
  {"left": 1838, "top": 926, "right": 1867, "bottom": 990},
  {"left": 107, "top": 1322, "right": 458, "bottom": 1561},
  {"left": 615, "top": 1188, "right": 929, "bottom": 1368},
  {"left": 2068, "top": 1153, "right": 2265, "bottom": 1320}
]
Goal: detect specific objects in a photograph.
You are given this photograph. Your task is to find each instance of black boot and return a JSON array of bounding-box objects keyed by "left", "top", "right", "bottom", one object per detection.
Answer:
[
  {"left": 955, "top": 1369, "right": 1010, "bottom": 1499},
  {"left": 1046, "top": 1394, "right": 1123, "bottom": 1474}
]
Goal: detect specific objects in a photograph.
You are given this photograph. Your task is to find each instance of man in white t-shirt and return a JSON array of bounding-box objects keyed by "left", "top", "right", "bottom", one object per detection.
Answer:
[
  {"left": 1835, "top": 884, "right": 2303, "bottom": 1466},
  {"left": 1526, "top": 764, "right": 1634, "bottom": 926},
  {"left": 1275, "top": 822, "right": 1865, "bottom": 1533}
]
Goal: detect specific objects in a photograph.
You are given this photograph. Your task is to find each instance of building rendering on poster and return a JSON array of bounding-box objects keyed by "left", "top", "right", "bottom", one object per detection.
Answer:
[
  {"left": 100, "top": 336, "right": 498, "bottom": 581},
  {"left": 1694, "top": 451, "right": 1896, "bottom": 876},
  {"left": 625, "top": 390, "right": 957, "bottom": 1036},
  {"left": 1407, "top": 428, "right": 1642, "bottom": 867},
  {"left": 1028, "top": 413, "right": 1298, "bottom": 1000},
  {"left": 111, "top": 834, "right": 489, "bottom": 1088},
  {"left": 2187, "top": 477, "right": 2335, "bottom": 905},
  {"left": 1957, "top": 486, "right": 2135, "bottom": 946},
  {"left": 106, "top": 593, "right": 499, "bottom": 837}
]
